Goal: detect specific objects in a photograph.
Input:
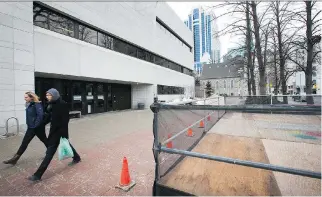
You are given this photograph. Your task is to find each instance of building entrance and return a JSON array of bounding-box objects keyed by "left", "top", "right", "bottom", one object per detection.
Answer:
[{"left": 35, "top": 77, "right": 132, "bottom": 114}]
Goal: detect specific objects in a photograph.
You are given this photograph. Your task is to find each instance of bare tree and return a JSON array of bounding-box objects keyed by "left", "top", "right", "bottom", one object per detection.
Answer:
[
  {"left": 251, "top": 1, "right": 266, "bottom": 95},
  {"left": 269, "top": 1, "right": 297, "bottom": 102},
  {"left": 209, "top": 2, "right": 257, "bottom": 96},
  {"left": 286, "top": 1, "right": 321, "bottom": 104},
  {"left": 246, "top": 1, "right": 256, "bottom": 96}
]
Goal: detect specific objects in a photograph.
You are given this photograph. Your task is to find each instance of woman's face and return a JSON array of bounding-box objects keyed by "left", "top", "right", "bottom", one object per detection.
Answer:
[
  {"left": 24, "top": 94, "right": 32, "bottom": 103},
  {"left": 46, "top": 93, "right": 53, "bottom": 101}
]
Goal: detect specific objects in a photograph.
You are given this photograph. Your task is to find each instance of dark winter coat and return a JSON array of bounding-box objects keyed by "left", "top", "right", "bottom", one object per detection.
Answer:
[
  {"left": 44, "top": 98, "right": 70, "bottom": 144},
  {"left": 26, "top": 102, "right": 44, "bottom": 129}
]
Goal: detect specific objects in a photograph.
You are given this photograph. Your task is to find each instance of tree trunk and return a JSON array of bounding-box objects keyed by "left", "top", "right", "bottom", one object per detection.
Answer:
[
  {"left": 251, "top": 1, "right": 266, "bottom": 95},
  {"left": 251, "top": 50, "right": 256, "bottom": 95},
  {"left": 247, "top": 65, "right": 252, "bottom": 96},
  {"left": 305, "top": 1, "right": 314, "bottom": 104},
  {"left": 274, "top": 46, "right": 279, "bottom": 95},
  {"left": 246, "top": 1, "right": 253, "bottom": 96},
  {"left": 275, "top": 2, "right": 288, "bottom": 104}
]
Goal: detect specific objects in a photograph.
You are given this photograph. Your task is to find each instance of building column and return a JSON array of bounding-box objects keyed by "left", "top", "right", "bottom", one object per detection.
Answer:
[
  {"left": 131, "top": 84, "right": 156, "bottom": 109},
  {"left": 0, "top": 2, "right": 34, "bottom": 133}
]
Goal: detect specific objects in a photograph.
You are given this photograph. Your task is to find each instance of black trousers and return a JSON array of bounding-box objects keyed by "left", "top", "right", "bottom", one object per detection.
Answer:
[
  {"left": 16, "top": 127, "right": 48, "bottom": 156},
  {"left": 34, "top": 139, "right": 80, "bottom": 178}
]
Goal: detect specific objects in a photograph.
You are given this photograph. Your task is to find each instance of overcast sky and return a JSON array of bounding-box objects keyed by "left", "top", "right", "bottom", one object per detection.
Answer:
[
  {"left": 167, "top": 1, "right": 322, "bottom": 57},
  {"left": 167, "top": 2, "right": 239, "bottom": 55}
]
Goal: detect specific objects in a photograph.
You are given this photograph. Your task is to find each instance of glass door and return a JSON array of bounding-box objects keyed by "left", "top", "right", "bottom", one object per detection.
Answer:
[
  {"left": 106, "top": 84, "right": 113, "bottom": 111},
  {"left": 86, "top": 83, "right": 94, "bottom": 114},
  {"left": 72, "top": 82, "right": 84, "bottom": 113},
  {"left": 95, "top": 83, "right": 106, "bottom": 113},
  {"left": 61, "top": 80, "right": 72, "bottom": 111}
]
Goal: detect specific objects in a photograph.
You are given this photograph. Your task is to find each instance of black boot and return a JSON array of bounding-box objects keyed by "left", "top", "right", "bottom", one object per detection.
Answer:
[
  {"left": 3, "top": 154, "right": 21, "bottom": 165},
  {"left": 27, "top": 175, "right": 41, "bottom": 182},
  {"left": 68, "top": 157, "right": 81, "bottom": 166}
]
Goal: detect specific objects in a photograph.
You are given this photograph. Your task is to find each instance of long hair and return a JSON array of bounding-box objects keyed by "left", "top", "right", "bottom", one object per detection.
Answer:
[{"left": 25, "top": 91, "right": 40, "bottom": 103}]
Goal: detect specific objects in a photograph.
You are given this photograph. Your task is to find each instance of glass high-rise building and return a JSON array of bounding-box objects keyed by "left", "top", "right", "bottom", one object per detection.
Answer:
[{"left": 184, "top": 7, "right": 221, "bottom": 75}]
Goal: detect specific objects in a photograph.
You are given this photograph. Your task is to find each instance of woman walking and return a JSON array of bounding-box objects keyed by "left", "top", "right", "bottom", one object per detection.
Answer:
[
  {"left": 3, "top": 92, "right": 48, "bottom": 165},
  {"left": 28, "top": 88, "right": 81, "bottom": 181}
]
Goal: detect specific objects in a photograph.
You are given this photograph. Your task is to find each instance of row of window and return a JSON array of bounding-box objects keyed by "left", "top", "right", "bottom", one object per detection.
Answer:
[
  {"left": 193, "top": 25, "right": 200, "bottom": 62},
  {"left": 156, "top": 20, "right": 191, "bottom": 52},
  {"left": 157, "top": 85, "right": 185, "bottom": 95},
  {"left": 203, "top": 80, "right": 236, "bottom": 89},
  {"left": 33, "top": 3, "right": 193, "bottom": 77}
]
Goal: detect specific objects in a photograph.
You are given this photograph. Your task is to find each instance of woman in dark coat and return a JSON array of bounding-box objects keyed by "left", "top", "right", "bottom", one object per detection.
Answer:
[
  {"left": 28, "top": 88, "right": 81, "bottom": 181},
  {"left": 3, "top": 92, "right": 47, "bottom": 165}
]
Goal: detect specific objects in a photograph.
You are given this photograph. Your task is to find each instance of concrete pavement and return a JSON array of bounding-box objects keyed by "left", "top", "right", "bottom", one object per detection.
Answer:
[
  {"left": 0, "top": 108, "right": 320, "bottom": 196},
  {"left": 209, "top": 112, "right": 321, "bottom": 196},
  {"left": 0, "top": 109, "right": 155, "bottom": 196}
]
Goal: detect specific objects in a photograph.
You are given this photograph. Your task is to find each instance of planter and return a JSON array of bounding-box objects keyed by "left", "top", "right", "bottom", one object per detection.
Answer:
[{"left": 138, "top": 103, "right": 145, "bottom": 110}]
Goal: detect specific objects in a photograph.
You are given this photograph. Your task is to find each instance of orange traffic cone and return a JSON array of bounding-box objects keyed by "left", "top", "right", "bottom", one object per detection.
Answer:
[
  {"left": 166, "top": 134, "right": 173, "bottom": 148},
  {"left": 207, "top": 114, "right": 211, "bottom": 121},
  {"left": 199, "top": 120, "right": 204, "bottom": 128},
  {"left": 116, "top": 157, "right": 136, "bottom": 191},
  {"left": 187, "top": 127, "right": 194, "bottom": 137},
  {"left": 120, "top": 157, "right": 131, "bottom": 186}
]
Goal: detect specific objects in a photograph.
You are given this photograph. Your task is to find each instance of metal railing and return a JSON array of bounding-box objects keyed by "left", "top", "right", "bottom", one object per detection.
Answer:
[
  {"left": 161, "top": 147, "right": 321, "bottom": 179},
  {"left": 151, "top": 102, "right": 322, "bottom": 185},
  {"left": 222, "top": 94, "right": 321, "bottom": 105}
]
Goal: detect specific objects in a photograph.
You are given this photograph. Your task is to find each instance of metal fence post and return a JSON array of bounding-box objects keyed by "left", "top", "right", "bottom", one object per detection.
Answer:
[
  {"left": 270, "top": 94, "right": 273, "bottom": 105},
  {"left": 151, "top": 98, "right": 160, "bottom": 181},
  {"left": 204, "top": 98, "right": 206, "bottom": 132},
  {"left": 217, "top": 96, "right": 220, "bottom": 119}
]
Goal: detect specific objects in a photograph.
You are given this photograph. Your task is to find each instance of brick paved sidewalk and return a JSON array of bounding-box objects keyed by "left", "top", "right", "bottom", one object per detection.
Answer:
[{"left": 0, "top": 110, "right": 155, "bottom": 196}]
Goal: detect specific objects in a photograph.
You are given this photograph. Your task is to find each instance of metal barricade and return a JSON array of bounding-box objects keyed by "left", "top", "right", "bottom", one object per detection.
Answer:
[{"left": 151, "top": 101, "right": 321, "bottom": 196}]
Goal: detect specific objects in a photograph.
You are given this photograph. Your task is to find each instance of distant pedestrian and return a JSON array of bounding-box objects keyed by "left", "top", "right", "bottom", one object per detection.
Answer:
[
  {"left": 28, "top": 88, "right": 81, "bottom": 181},
  {"left": 3, "top": 92, "right": 47, "bottom": 165}
]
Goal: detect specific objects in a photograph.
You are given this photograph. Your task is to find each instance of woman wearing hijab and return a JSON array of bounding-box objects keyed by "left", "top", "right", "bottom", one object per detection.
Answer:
[
  {"left": 28, "top": 88, "right": 81, "bottom": 181},
  {"left": 3, "top": 92, "right": 48, "bottom": 165}
]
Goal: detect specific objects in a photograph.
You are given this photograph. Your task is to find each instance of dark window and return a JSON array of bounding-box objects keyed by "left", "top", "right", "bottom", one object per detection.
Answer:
[
  {"left": 33, "top": 6, "right": 49, "bottom": 29},
  {"left": 79, "top": 25, "right": 97, "bottom": 45},
  {"left": 155, "top": 56, "right": 163, "bottom": 66},
  {"left": 137, "top": 48, "right": 146, "bottom": 60},
  {"left": 157, "top": 85, "right": 184, "bottom": 95},
  {"left": 183, "top": 67, "right": 190, "bottom": 75},
  {"left": 48, "top": 12, "right": 74, "bottom": 37},
  {"left": 33, "top": 3, "right": 193, "bottom": 77},
  {"left": 146, "top": 52, "right": 155, "bottom": 63},
  {"left": 162, "top": 60, "right": 169, "bottom": 68},
  {"left": 127, "top": 44, "right": 138, "bottom": 58},
  {"left": 114, "top": 39, "right": 128, "bottom": 54},
  {"left": 169, "top": 62, "right": 181, "bottom": 72},
  {"left": 98, "top": 32, "right": 114, "bottom": 49},
  {"left": 33, "top": 5, "right": 74, "bottom": 37}
]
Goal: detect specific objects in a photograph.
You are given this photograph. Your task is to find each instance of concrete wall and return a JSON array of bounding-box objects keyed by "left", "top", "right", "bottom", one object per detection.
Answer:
[
  {"left": 0, "top": 2, "right": 194, "bottom": 129},
  {"left": 34, "top": 2, "right": 194, "bottom": 109},
  {"left": 41, "top": 2, "right": 193, "bottom": 70},
  {"left": 34, "top": 28, "right": 193, "bottom": 88},
  {"left": 131, "top": 84, "right": 155, "bottom": 109},
  {"left": 0, "top": 2, "right": 34, "bottom": 132}
]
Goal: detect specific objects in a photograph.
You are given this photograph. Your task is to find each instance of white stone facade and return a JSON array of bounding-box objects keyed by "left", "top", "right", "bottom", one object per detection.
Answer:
[
  {"left": 200, "top": 77, "right": 248, "bottom": 96},
  {"left": 0, "top": 2, "right": 194, "bottom": 132}
]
